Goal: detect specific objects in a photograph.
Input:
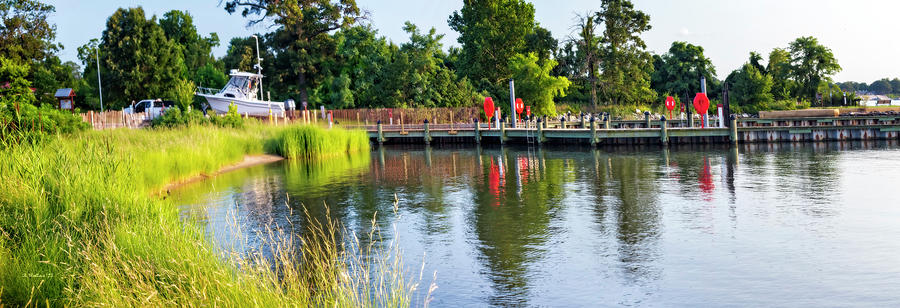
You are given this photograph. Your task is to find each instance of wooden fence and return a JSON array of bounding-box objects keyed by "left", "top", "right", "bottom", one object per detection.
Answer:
[
  {"left": 80, "top": 111, "right": 150, "bottom": 130},
  {"left": 326, "top": 107, "right": 482, "bottom": 125}
]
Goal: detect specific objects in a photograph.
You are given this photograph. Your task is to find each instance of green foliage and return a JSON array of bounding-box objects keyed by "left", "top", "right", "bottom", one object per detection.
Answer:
[
  {"left": 869, "top": 78, "right": 893, "bottom": 95},
  {"left": 651, "top": 41, "right": 716, "bottom": 101},
  {"left": 0, "top": 56, "right": 36, "bottom": 106},
  {"left": 788, "top": 36, "right": 841, "bottom": 100},
  {"left": 196, "top": 62, "right": 227, "bottom": 90},
  {"left": 274, "top": 125, "right": 370, "bottom": 160},
  {"left": 767, "top": 48, "right": 795, "bottom": 100},
  {"left": 169, "top": 79, "right": 196, "bottom": 110},
  {"left": 596, "top": 0, "right": 656, "bottom": 105},
  {"left": 160, "top": 10, "right": 219, "bottom": 79},
  {"left": 449, "top": 0, "right": 536, "bottom": 96},
  {"left": 508, "top": 53, "right": 571, "bottom": 116},
  {"left": 151, "top": 102, "right": 244, "bottom": 128},
  {"left": 149, "top": 106, "right": 205, "bottom": 128},
  {"left": 92, "top": 7, "right": 185, "bottom": 109},
  {"left": 0, "top": 0, "right": 60, "bottom": 63},
  {"left": 727, "top": 63, "right": 775, "bottom": 114}
]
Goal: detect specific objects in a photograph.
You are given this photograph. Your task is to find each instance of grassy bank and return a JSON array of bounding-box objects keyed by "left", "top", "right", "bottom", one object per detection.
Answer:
[{"left": 0, "top": 124, "right": 411, "bottom": 306}]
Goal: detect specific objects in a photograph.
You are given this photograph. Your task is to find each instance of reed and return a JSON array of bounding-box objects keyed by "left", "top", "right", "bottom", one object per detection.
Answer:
[
  {"left": 0, "top": 125, "right": 413, "bottom": 307},
  {"left": 274, "top": 125, "right": 370, "bottom": 160}
]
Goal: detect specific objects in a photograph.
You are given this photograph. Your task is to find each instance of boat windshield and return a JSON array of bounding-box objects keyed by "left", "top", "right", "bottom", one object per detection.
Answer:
[{"left": 226, "top": 76, "right": 249, "bottom": 90}]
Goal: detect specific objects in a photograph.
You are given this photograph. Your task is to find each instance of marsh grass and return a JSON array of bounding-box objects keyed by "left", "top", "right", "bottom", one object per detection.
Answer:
[
  {"left": 0, "top": 124, "right": 416, "bottom": 307},
  {"left": 275, "top": 125, "right": 370, "bottom": 160}
]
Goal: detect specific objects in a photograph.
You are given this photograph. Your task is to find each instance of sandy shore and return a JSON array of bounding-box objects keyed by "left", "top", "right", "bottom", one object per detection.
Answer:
[{"left": 157, "top": 154, "right": 285, "bottom": 197}]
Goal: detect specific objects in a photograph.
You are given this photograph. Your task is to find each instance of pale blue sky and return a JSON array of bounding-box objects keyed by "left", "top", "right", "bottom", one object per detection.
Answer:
[{"left": 46, "top": 0, "right": 899, "bottom": 82}]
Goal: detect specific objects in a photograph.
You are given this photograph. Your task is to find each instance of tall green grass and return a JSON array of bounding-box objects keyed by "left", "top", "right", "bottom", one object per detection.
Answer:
[
  {"left": 0, "top": 124, "right": 413, "bottom": 307},
  {"left": 275, "top": 125, "right": 370, "bottom": 160}
]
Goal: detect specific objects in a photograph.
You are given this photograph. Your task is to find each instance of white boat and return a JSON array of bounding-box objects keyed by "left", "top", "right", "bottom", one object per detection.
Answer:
[
  {"left": 196, "top": 70, "right": 285, "bottom": 116},
  {"left": 196, "top": 35, "right": 289, "bottom": 116}
]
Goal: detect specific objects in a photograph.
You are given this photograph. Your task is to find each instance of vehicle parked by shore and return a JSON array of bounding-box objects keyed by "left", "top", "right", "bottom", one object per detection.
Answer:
[{"left": 124, "top": 99, "right": 175, "bottom": 118}]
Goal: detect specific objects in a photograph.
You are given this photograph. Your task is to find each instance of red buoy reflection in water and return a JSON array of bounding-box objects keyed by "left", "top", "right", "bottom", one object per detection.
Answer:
[
  {"left": 698, "top": 157, "right": 715, "bottom": 201},
  {"left": 488, "top": 159, "right": 501, "bottom": 208}
]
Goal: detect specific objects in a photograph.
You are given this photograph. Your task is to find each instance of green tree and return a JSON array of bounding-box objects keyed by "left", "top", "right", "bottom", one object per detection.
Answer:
[
  {"left": 0, "top": 0, "right": 60, "bottom": 63},
  {"left": 0, "top": 56, "right": 37, "bottom": 106},
  {"left": 869, "top": 78, "right": 892, "bottom": 95},
  {"left": 524, "top": 25, "right": 557, "bottom": 64},
  {"left": 574, "top": 13, "right": 601, "bottom": 107},
  {"left": 727, "top": 63, "right": 774, "bottom": 113},
  {"left": 767, "top": 47, "right": 794, "bottom": 100},
  {"left": 890, "top": 78, "right": 900, "bottom": 94},
  {"left": 508, "top": 53, "right": 571, "bottom": 116},
  {"left": 788, "top": 36, "right": 841, "bottom": 100},
  {"left": 160, "top": 10, "right": 220, "bottom": 78},
  {"left": 595, "top": 0, "right": 655, "bottom": 105},
  {"left": 650, "top": 41, "right": 716, "bottom": 102},
  {"left": 224, "top": 0, "right": 364, "bottom": 106},
  {"left": 195, "top": 62, "right": 227, "bottom": 90},
  {"left": 91, "top": 7, "right": 185, "bottom": 109},
  {"left": 449, "top": 0, "right": 536, "bottom": 95},
  {"left": 169, "top": 78, "right": 196, "bottom": 110}
]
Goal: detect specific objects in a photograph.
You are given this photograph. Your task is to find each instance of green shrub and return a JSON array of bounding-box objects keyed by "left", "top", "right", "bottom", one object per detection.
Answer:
[{"left": 150, "top": 103, "right": 245, "bottom": 128}]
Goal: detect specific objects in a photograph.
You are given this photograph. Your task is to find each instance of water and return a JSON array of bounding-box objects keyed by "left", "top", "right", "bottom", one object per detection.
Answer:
[{"left": 173, "top": 142, "right": 900, "bottom": 307}]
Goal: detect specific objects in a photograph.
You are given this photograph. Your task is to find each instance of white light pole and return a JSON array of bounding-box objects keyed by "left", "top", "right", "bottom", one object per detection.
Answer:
[
  {"left": 96, "top": 45, "right": 104, "bottom": 112},
  {"left": 251, "top": 35, "right": 263, "bottom": 101}
]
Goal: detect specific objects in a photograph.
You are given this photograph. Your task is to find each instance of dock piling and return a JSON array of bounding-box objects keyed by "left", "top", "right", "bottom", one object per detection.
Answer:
[
  {"left": 424, "top": 119, "right": 432, "bottom": 145},
  {"left": 661, "top": 116, "right": 669, "bottom": 145},
  {"left": 377, "top": 120, "right": 384, "bottom": 144},
  {"left": 500, "top": 117, "right": 507, "bottom": 145},
  {"left": 730, "top": 115, "right": 738, "bottom": 145},
  {"left": 474, "top": 118, "right": 481, "bottom": 144},
  {"left": 590, "top": 116, "right": 597, "bottom": 146},
  {"left": 537, "top": 117, "right": 544, "bottom": 144}
]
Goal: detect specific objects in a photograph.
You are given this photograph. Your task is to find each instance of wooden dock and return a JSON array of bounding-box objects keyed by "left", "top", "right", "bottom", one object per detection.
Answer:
[{"left": 353, "top": 115, "right": 900, "bottom": 145}]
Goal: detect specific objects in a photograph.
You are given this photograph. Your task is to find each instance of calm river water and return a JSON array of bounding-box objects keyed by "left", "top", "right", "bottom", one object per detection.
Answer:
[{"left": 174, "top": 142, "right": 900, "bottom": 307}]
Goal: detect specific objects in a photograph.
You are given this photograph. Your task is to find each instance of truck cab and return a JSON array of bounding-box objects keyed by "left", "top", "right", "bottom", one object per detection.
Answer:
[{"left": 124, "top": 99, "right": 175, "bottom": 118}]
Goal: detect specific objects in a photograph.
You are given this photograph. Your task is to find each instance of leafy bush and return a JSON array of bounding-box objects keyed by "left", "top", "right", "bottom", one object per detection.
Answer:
[{"left": 150, "top": 103, "right": 245, "bottom": 128}]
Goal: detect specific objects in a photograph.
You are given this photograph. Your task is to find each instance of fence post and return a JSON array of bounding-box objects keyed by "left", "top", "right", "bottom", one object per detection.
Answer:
[
  {"left": 660, "top": 115, "right": 669, "bottom": 145},
  {"left": 590, "top": 116, "right": 597, "bottom": 146},
  {"left": 90, "top": 111, "right": 94, "bottom": 129},
  {"left": 423, "top": 119, "right": 432, "bottom": 145},
  {"left": 474, "top": 119, "right": 481, "bottom": 144}
]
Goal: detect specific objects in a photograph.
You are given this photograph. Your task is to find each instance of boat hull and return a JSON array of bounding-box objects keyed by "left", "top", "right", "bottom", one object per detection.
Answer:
[{"left": 199, "top": 94, "right": 285, "bottom": 116}]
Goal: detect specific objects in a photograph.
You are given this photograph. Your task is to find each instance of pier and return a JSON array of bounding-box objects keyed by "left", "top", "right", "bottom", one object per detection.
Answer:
[{"left": 359, "top": 114, "right": 900, "bottom": 145}]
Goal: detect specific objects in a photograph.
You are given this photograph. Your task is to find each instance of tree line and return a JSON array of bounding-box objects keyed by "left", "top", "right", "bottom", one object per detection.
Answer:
[{"left": 1, "top": 0, "right": 857, "bottom": 117}]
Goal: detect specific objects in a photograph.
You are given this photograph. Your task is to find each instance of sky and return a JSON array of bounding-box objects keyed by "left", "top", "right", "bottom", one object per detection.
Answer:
[{"left": 45, "top": 0, "right": 900, "bottom": 82}]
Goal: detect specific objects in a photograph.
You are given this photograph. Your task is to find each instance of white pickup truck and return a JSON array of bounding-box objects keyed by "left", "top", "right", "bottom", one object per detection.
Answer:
[{"left": 123, "top": 99, "right": 176, "bottom": 118}]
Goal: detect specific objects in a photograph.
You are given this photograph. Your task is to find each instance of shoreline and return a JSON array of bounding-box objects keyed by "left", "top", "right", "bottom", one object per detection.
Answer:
[{"left": 157, "top": 154, "right": 285, "bottom": 196}]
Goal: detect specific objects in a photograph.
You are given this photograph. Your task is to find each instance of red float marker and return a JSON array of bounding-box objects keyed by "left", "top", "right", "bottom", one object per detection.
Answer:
[
  {"left": 693, "top": 93, "right": 710, "bottom": 128},
  {"left": 484, "top": 97, "right": 495, "bottom": 128},
  {"left": 515, "top": 98, "right": 524, "bottom": 115},
  {"left": 665, "top": 96, "right": 676, "bottom": 119}
]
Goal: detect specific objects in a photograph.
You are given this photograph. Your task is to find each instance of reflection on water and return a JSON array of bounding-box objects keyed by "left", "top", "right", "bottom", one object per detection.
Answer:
[{"left": 174, "top": 141, "right": 900, "bottom": 307}]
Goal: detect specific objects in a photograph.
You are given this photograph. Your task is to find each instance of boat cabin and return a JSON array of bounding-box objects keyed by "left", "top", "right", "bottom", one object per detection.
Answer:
[{"left": 220, "top": 70, "right": 262, "bottom": 101}]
